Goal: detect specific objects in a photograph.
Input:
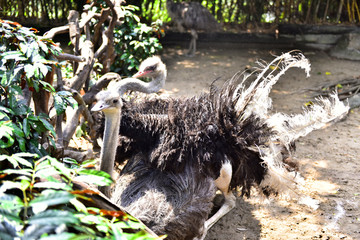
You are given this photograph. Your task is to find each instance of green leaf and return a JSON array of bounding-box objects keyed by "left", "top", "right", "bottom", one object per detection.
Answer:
[
  {"left": 48, "top": 157, "right": 73, "bottom": 179},
  {"left": 2, "top": 168, "right": 32, "bottom": 177},
  {"left": 11, "top": 154, "right": 33, "bottom": 168},
  {"left": 53, "top": 94, "right": 66, "bottom": 115},
  {"left": 0, "top": 231, "right": 17, "bottom": 240},
  {"left": 33, "top": 181, "right": 72, "bottom": 191},
  {"left": 1, "top": 51, "right": 27, "bottom": 61},
  {"left": 0, "top": 194, "right": 24, "bottom": 210},
  {"left": 16, "top": 136, "right": 26, "bottom": 152},
  {"left": 75, "top": 170, "right": 113, "bottom": 186},
  {"left": 0, "top": 106, "right": 14, "bottom": 115},
  {"left": 22, "top": 118, "right": 30, "bottom": 138},
  {"left": 39, "top": 117, "right": 56, "bottom": 136},
  {"left": 0, "top": 155, "right": 18, "bottom": 168},
  {"left": 69, "top": 198, "right": 87, "bottom": 213},
  {"left": 0, "top": 181, "right": 23, "bottom": 193},
  {"left": 37, "top": 40, "right": 49, "bottom": 53},
  {"left": 0, "top": 124, "right": 14, "bottom": 149},
  {"left": 113, "top": 219, "right": 144, "bottom": 230},
  {"left": 20, "top": 179, "right": 30, "bottom": 191},
  {"left": 28, "top": 210, "right": 79, "bottom": 225},
  {"left": 24, "top": 64, "right": 36, "bottom": 79},
  {"left": 35, "top": 62, "right": 49, "bottom": 78},
  {"left": 0, "top": 208, "right": 23, "bottom": 224},
  {"left": 39, "top": 233, "right": 80, "bottom": 240},
  {"left": 111, "top": 222, "right": 124, "bottom": 240},
  {"left": 30, "top": 191, "right": 74, "bottom": 213},
  {"left": 19, "top": 42, "right": 28, "bottom": 54}
]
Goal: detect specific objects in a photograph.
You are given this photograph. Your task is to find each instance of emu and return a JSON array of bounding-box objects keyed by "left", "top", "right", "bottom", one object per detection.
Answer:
[
  {"left": 93, "top": 56, "right": 166, "bottom": 197},
  {"left": 166, "top": 0, "right": 220, "bottom": 56},
  {"left": 93, "top": 53, "right": 349, "bottom": 239},
  {"left": 92, "top": 56, "right": 215, "bottom": 239}
]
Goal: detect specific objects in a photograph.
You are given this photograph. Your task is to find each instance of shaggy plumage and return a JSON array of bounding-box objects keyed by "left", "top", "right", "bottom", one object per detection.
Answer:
[
  {"left": 97, "top": 52, "right": 349, "bottom": 239},
  {"left": 114, "top": 53, "right": 348, "bottom": 197},
  {"left": 112, "top": 153, "right": 216, "bottom": 239}
]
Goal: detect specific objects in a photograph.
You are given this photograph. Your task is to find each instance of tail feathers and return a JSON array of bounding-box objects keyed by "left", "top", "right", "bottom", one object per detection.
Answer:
[
  {"left": 234, "top": 52, "right": 311, "bottom": 120},
  {"left": 229, "top": 52, "right": 349, "bottom": 197},
  {"left": 260, "top": 94, "right": 348, "bottom": 196},
  {"left": 267, "top": 93, "right": 349, "bottom": 148}
]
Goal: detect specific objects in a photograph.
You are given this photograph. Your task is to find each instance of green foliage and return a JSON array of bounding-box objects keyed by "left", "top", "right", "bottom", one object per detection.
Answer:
[
  {"left": 111, "top": 5, "right": 163, "bottom": 76},
  {"left": 0, "top": 20, "right": 76, "bottom": 155},
  {"left": 0, "top": 154, "right": 158, "bottom": 239},
  {"left": 0, "top": 20, "right": 157, "bottom": 239}
]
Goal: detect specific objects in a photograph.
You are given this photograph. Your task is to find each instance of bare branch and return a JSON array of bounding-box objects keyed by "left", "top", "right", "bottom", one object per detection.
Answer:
[
  {"left": 56, "top": 53, "right": 85, "bottom": 62},
  {"left": 79, "top": 10, "right": 97, "bottom": 29},
  {"left": 69, "top": 40, "right": 94, "bottom": 91},
  {"left": 55, "top": 67, "right": 64, "bottom": 148},
  {"left": 62, "top": 86, "right": 96, "bottom": 148},
  {"left": 68, "top": 10, "right": 81, "bottom": 56},
  {"left": 93, "top": 8, "right": 111, "bottom": 48}
]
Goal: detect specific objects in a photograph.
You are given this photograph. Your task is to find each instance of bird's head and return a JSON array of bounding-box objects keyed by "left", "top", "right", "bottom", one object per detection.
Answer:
[
  {"left": 132, "top": 56, "right": 167, "bottom": 79},
  {"left": 92, "top": 90, "right": 123, "bottom": 114}
]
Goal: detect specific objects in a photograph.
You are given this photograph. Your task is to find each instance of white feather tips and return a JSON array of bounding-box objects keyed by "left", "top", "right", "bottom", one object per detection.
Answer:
[
  {"left": 234, "top": 52, "right": 311, "bottom": 121},
  {"left": 232, "top": 52, "right": 349, "bottom": 196}
]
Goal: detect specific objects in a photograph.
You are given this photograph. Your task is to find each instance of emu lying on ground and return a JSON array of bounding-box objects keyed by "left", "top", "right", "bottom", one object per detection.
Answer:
[
  {"left": 92, "top": 56, "right": 215, "bottom": 239},
  {"left": 166, "top": 0, "right": 220, "bottom": 56},
  {"left": 94, "top": 52, "right": 349, "bottom": 239}
]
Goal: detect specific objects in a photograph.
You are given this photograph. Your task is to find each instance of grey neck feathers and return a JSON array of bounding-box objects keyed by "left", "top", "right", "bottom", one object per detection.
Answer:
[
  {"left": 117, "top": 72, "right": 166, "bottom": 95},
  {"left": 99, "top": 108, "right": 121, "bottom": 197}
]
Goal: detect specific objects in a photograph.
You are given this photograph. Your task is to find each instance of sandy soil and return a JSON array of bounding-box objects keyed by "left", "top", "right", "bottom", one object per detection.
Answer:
[{"left": 159, "top": 42, "right": 360, "bottom": 240}]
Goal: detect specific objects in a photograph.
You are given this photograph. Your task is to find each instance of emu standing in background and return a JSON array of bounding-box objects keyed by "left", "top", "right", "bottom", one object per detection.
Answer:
[
  {"left": 166, "top": 0, "right": 220, "bottom": 56},
  {"left": 94, "top": 53, "right": 349, "bottom": 239}
]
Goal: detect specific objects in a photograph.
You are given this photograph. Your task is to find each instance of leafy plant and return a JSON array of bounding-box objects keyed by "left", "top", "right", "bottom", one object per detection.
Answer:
[
  {"left": 0, "top": 19, "right": 160, "bottom": 240},
  {"left": 0, "top": 20, "right": 76, "bottom": 155},
  {"left": 0, "top": 153, "right": 157, "bottom": 239},
  {"left": 111, "top": 5, "right": 164, "bottom": 76}
]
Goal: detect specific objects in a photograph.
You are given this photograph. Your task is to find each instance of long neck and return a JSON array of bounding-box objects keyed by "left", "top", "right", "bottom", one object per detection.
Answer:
[
  {"left": 99, "top": 108, "right": 121, "bottom": 197},
  {"left": 118, "top": 72, "right": 166, "bottom": 95}
]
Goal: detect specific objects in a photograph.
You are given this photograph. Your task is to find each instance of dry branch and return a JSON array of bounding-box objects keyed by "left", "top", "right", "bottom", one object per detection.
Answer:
[
  {"left": 56, "top": 53, "right": 85, "bottom": 62},
  {"left": 62, "top": 87, "right": 95, "bottom": 148},
  {"left": 68, "top": 10, "right": 80, "bottom": 56},
  {"left": 304, "top": 76, "right": 360, "bottom": 109},
  {"left": 69, "top": 40, "right": 94, "bottom": 91},
  {"left": 93, "top": 8, "right": 111, "bottom": 48}
]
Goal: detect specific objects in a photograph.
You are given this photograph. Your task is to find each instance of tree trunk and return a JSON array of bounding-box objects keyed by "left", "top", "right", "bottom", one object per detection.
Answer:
[
  {"left": 323, "top": 0, "right": 330, "bottom": 22},
  {"left": 275, "top": 0, "right": 281, "bottom": 24},
  {"left": 305, "top": 0, "right": 313, "bottom": 23},
  {"left": 17, "top": 0, "right": 25, "bottom": 21},
  {"left": 314, "top": 0, "right": 321, "bottom": 23},
  {"left": 336, "top": 0, "right": 344, "bottom": 22}
]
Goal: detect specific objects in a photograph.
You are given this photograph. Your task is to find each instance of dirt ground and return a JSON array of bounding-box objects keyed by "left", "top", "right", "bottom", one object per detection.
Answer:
[{"left": 159, "top": 42, "right": 360, "bottom": 240}]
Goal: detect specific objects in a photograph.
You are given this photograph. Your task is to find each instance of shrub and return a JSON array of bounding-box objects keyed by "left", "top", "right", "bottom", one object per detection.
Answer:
[{"left": 111, "top": 5, "right": 164, "bottom": 77}]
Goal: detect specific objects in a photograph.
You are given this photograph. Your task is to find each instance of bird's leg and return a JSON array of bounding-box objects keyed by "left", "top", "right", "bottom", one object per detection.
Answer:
[
  {"left": 199, "top": 161, "right": 236, "bottom": 240},
  {"left": 187, "top": 29, "right": 198, "bottom": 57}
]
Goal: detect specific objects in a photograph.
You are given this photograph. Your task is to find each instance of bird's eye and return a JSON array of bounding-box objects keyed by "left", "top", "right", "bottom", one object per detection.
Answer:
[
  {"left": 113, "top": 99, "right": 118, "bottom": 103},
  {"left": 147, "top": 65, "right": 156, "bottom": 71}
]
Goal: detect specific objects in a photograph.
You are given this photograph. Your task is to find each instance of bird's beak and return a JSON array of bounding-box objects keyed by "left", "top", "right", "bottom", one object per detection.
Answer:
[
  {"left": 133, "top": 70, "right": 150, "bottom": 78},
  {"left": 91, "top": 101, "right": 110, "bottom": 112}
]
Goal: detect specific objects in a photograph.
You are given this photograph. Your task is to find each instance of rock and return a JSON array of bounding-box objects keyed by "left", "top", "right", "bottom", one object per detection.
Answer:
[
  {"left": 329, "top": 33, "right": 360, "bottom": 60},
  {"left": 347, "top": 94, "right": 360, "bottom": 109}
]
